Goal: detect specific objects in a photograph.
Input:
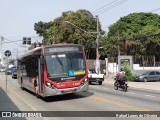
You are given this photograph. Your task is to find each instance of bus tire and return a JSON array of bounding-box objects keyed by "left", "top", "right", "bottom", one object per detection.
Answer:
[
  {"left": 21, "top": 79, "right": 24, "bottom": 90},
  {"left": 35, "top": 86, "right": 40, "bottom": 98}
]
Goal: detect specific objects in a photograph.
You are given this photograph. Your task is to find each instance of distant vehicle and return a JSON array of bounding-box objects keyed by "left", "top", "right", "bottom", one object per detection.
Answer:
[
  {"left": 8, "top": 64, "right": 14, "bottom": 68},
  {"left": 0, "top": 66, "right": 6, "bottom": 72},
  {"left": 114, "top": 74, "right": 128, "bottom": 92},
  {"left": 12, "top": 69, "right": 17, "bottom": 79},
  {"left": 5, "top": 68, "right": 13, "bottom": 75},
  {"left": 135, "top": 71, "right": 160, "bottom": 82},
  {"left": 5, "top": 67, "right": 16, "bottom": 75},
  {"left": 88, "top": 69, "right": 104, "bottom": 85}
]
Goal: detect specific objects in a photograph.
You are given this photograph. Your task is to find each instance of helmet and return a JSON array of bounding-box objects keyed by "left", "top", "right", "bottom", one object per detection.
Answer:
[{"left": 120, "top": 68, "right": 124, "bottom": 71}]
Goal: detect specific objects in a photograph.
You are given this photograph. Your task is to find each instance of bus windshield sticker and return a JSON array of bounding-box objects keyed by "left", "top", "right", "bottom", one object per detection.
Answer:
[
  {"left": 61, "top": 78, "right": 65, "bottom": 81},
  {"left": 61, "top": 77, "right": 76, "bottom": 81},
  {"left": 74, "top": 71, "right": 85, "bottom": 75},
  {"left": 68, "top": 70, "right": 75, "bottom": 77}
]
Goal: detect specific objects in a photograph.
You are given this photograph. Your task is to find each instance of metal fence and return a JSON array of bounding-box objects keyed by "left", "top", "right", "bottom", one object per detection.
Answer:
[
  {"left": 133, "top": 55, "right": 160, "bottom": 67},
  {"left": 87, "top": 55, "right": 160, "bottom": 76}
]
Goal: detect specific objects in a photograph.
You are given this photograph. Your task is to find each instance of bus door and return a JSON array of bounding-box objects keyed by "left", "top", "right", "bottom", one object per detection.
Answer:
[{"left": 37, "top": 56, "right": 44, "bottom": 94}]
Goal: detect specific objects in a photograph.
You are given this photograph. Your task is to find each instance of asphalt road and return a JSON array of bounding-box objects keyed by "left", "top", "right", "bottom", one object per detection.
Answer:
[{"left": 0, "top": 72, "right": 160, "bottom": 120}]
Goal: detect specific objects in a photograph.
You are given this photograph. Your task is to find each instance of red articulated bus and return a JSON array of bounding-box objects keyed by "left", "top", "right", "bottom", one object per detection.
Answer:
[{"left": 17, "top": 44, "right": 88, "bottom": 97}]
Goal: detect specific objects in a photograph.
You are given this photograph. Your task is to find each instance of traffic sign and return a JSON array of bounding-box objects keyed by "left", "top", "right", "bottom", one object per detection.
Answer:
[{"left": 4, "top": 50, "right": 11, "bottom": 57}]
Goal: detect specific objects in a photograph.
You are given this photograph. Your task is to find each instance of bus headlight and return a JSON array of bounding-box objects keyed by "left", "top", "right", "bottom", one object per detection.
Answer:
[
  {"left": 46, "top": 82, "right": 55, "bottom": 89},
  {"left": 46, "top": 82, "right": 51, "bottom": 86}
]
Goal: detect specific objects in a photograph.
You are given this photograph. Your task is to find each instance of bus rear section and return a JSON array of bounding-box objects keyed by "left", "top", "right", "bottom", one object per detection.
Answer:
[{"left": 17, "top": 44, "right": 89, "bottom": 97}]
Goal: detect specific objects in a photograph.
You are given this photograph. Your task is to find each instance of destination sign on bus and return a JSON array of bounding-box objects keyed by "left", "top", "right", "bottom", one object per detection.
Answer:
[{"left": 45, "top": 46, "right": 82, "bottom": 53}]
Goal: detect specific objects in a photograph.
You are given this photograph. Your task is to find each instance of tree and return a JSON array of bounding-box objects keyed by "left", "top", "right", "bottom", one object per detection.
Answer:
[
  {"left": 34, "top": 9, "right": 104, "bottom": 59},
  {"left": 34, "top": 21, "right": 54, "bottom": 44},
  {"left": 9, "top": 59, "right": 15, "bottom": 65},
  {"left": 104, "top": 12, "right": 160, "bottom": 57}
]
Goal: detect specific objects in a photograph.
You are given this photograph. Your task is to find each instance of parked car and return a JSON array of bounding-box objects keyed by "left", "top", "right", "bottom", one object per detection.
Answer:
[
  {"left": 88, "top": 69, "right": 104, "bottom": 85},
  {"left": 12, "top": 69, "right": 17, "bottom": 79},
  {"left": 5, "top": 67, "right": 16, "bottom": 75},
  {"left": 0, "top": 66, "right": 6, "bottom": 72},
  {"left": 135, "top": 71, "right": 160, "bottom": 82},
  {"left": 5, "top": 68, "right": 13, "bottom": 75}
]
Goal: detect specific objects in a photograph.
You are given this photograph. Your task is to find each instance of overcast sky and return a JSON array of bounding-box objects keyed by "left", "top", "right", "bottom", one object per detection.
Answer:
[{"left": 0, "top": 0, "right": 160, "bottom": 59}]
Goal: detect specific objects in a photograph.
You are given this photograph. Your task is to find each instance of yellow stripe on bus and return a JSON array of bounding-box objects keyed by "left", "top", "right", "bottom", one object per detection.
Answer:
[{"left": 74, "top": 71, "right": 85, "bottom": 75}]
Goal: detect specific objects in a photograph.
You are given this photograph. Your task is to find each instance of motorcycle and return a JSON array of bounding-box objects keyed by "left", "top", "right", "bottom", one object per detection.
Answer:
[{"left": 114, "top": 77, "right": 128, "bottom": 92}]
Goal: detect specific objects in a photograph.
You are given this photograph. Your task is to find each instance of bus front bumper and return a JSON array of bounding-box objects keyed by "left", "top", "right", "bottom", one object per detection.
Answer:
[{"left": 45, "top": 82, "right": 88, "bottom": 96}]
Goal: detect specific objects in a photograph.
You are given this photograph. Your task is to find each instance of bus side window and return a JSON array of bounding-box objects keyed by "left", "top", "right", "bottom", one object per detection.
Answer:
[
  {"left": 20, "top": 62, "right": 25, "bottom": 70},
  {"left": 26, "top": 57, "right": 38, "bottom": 77}
]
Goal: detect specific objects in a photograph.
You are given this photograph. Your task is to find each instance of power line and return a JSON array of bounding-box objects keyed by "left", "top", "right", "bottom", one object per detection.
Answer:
[
  {"left": 2, "top": 39, "right": 23, "bottom": 44},
  {"left": 2, "top": 35, "right": 41, "bottom": 46},
  {"left": 98, "top": 0, "right": 128, "bottom": 15},
  {"left": 3, "top": 37, "right": 24, "bottom": 47},
  {"left": 92, "top": 0, "right": 119, "bottom": 14},
  {"left": 92, "top": 0, "right": 128, "bottom": 15},
  {"left": 149, "top": 8, "right": 160, "bottom": 13}
]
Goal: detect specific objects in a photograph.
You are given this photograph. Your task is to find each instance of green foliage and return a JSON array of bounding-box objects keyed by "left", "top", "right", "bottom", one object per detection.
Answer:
[
  {"left": 9, "top": 59, "right": 15, "bottom": 65},
  {"left": 123, "top": 66, "right": 136, "bottom": 81},
  {"left": 34, "top": 21, "right": 53, "bottom": 41},
  {"left": 104, "top": 12, "right": 160, "bottom": 57},
  {"left": 34, "top": 9, "right": 104, "bottom": 59}
]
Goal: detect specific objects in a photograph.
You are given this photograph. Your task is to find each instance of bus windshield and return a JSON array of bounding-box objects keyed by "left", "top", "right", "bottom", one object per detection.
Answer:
[{"left": 45, "top": 53, "right": 86, "bottom": 78}]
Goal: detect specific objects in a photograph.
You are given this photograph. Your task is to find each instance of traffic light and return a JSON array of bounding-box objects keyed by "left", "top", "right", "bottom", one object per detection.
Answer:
[
  {"left": 22, "top": 37, "right": 31, "bottom": 44},
  {"left": 23, "top": 37, "right": 26, "bottom": 44},
  {"left": 27, "top": 38, "right": 31, "bottom": 44}
]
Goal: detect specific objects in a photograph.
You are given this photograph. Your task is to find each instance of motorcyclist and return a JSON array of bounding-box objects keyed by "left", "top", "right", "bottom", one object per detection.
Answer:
[{"left": 115, "top": 68, "right": 126, "bottom": 85}]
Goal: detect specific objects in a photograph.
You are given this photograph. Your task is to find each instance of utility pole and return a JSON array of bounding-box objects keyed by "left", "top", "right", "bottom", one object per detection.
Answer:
[
  {"left": 14, "top": 49, "right": 18, "bottom": 60},
  {"left": 96, "top": 15, "right": 99, "bottom": 60},
  {"left": 118, "top": 45, "right": 120, "bottom": 56},
  {"left": 0, "top": 36, "right": 4, "bottom": 61},
  {"left": 95, "top": 15, "right": 100, "bottom": 74},
  {"left": 63, "top": 17, "right": 101, "bottom": 74}
]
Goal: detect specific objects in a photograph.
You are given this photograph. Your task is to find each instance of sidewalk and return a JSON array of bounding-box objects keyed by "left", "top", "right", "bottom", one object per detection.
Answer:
[
  {"left": 104, "top": 75, "right": 160, "bottom": 91},
  {"left": 0, "top": 77, "right": 41, "bottom": 120}
]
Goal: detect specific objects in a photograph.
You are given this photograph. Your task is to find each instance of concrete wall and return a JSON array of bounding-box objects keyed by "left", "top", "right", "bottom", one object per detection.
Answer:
[{"left": 107, "top": 63, "right": 160, "bottom": 74}]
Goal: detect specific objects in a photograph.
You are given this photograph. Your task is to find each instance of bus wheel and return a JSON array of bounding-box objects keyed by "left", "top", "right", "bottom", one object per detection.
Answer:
[{"left": 21, "top": 80, "right": 24, "bottom": 90}]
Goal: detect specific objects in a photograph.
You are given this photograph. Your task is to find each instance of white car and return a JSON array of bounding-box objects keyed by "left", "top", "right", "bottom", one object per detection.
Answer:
[
  {"left": 0, "top": 66, "right": 6, "bottom": 72},
  {"left": 88, "top": 69, "right": 104, "bottom": 85}
]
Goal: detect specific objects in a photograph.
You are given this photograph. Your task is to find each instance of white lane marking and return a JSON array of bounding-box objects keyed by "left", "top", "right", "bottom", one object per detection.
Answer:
[
  {"left": 127, "top": 92, "right": 136, "bottom": 95},
  {"left": 144, "top": 95, "right": 156, "bottom": 98}
]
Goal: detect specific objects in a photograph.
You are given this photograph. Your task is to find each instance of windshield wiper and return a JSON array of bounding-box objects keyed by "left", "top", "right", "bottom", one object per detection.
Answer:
[{"left": 55, "top": 54, "right": 64, "bottom": 71}]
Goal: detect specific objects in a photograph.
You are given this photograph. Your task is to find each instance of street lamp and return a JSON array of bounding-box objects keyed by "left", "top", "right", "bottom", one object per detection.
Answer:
[{"left": 63, "top": 17, "right": 101, "bottom": 74}]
